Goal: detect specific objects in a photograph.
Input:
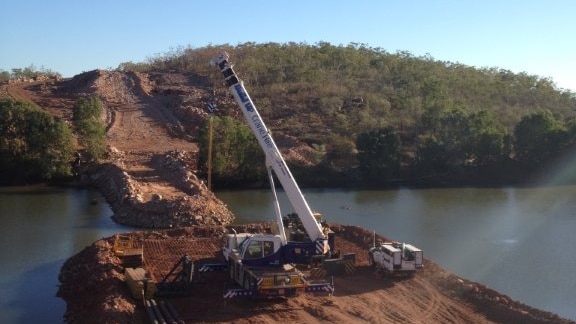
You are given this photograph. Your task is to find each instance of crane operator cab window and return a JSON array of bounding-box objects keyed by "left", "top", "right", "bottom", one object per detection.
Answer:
[{"left": 245, "top": 240, "right": 275, "bottom": 259}]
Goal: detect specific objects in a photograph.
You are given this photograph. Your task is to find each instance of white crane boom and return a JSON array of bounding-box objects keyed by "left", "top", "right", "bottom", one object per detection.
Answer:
[{"left": 210, "top": 52, "right": 326, "bottom": 243}]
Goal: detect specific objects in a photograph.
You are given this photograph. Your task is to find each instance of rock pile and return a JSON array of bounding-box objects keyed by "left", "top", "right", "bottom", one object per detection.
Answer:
[{"left": 87, "top": 149, "right": 234, "bottom": 228}]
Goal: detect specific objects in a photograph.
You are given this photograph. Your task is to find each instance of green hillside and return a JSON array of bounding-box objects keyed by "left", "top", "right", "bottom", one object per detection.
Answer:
[{"left": 121, "top": 42, "right": 576, "bottom": 187}]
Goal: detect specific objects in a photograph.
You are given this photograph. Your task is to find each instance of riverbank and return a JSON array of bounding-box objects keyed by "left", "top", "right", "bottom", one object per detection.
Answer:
[{"left": 57, "top": 224, "right": 574, "bottom": 324}]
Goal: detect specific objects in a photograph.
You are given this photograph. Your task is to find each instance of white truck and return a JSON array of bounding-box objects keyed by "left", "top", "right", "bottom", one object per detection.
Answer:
[
  {"left": 368, "top": 241, "right": 423, "bottom": 276},
  {"left": 209, "top": 52, "right": 334, "bottom": 298}
]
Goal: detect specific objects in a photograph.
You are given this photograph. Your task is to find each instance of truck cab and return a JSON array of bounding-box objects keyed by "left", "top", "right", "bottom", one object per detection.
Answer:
[
  {"left": 400, "top": 243, "right": 424, "bottom": 271},
  {"left": 369, "top": 242, "right": 423, "bottom": 276}
]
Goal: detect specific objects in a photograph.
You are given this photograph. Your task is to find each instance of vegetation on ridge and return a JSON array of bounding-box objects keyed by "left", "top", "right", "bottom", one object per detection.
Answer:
[
  {"left": 3, "top": 42, "right": 576, "bottom": 187},
  {"left": 72, "top": 96, "right": 106, "bottom": 162},
  {"left": 0, "top": 95, "right": 106, "bottom": 184},
  {"left": 120, "top": 42, "right": 576, "bottom": 186}
]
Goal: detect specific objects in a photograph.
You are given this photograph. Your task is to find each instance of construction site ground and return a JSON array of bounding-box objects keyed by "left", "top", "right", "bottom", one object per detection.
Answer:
[
  {"left": 57, "top": 225, "right": 572, "bottom": 324},
  {"left": 2, "top": 73, "right": 574, "bottom": 323}
]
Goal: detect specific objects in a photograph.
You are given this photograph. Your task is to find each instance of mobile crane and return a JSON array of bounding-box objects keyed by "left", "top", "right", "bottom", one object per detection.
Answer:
[{"left": 208, "top": 52, "right": 334, "bottom": 298}]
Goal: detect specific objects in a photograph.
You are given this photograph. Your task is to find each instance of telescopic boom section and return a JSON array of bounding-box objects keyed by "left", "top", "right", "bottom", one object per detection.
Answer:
[{"left": 210, "top": 53, "right": 326, "bottom": 242}]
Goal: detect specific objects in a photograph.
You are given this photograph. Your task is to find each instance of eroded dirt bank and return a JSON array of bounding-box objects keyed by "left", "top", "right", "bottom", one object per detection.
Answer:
[{"left": 57, "top": 224, "right": 574, "bottom": 324}]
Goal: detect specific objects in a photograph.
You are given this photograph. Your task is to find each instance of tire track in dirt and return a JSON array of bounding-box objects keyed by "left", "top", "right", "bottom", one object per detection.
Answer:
[
  {"left": 98, "top": 71, "right": 197, "bottom": 153},
  {"left": 412, "top": 275, "right": 489, "bottom": 324}
]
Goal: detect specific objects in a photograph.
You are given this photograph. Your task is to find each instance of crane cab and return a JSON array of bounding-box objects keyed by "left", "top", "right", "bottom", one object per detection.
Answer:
[{"left": 223, "top": 233, "right": 284, "bottom": 267}]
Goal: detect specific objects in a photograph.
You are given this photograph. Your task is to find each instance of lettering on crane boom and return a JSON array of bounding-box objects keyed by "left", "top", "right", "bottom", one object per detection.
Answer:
[
  {"left": 232, "top": 77, "right": 287, "bottom": 176},
  {"left": 251, "top": 116, "right": 274, "bottom": 149},
  {"left": 234, "top": 84, "right": 251, "bottom": 106},
  {"left": 245, "top": 102, "right": 255, "bottom": 112},
  {"left": 275, "top": 158, "right": 289, "bottom": 177}
]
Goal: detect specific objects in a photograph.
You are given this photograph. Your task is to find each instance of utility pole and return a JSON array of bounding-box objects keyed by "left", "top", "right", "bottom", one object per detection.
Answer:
[
  {"left": 206, "top": 93, "right": 217, "bottom": 191},
  {"left": 207, "top": 115, "right": 213, "bottom": 190}
]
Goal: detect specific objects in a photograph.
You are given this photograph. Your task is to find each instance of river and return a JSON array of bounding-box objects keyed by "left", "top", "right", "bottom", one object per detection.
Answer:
[
  {"left": 0, "top": 186, "right": 133, "bottom": 324},
  {"left": 0, "top": 185, "right": 575, "bottom": 322}
]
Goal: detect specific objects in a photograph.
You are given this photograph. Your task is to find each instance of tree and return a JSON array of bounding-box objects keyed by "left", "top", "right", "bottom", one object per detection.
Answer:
[
  {"left": 514, "top": 111, "right": 568, "bottom": 166},
  {"left": 414, "top": 136, "right": 449, "bottom": 175},
  {"left": 72, "top": 96, "right": 106, "bottom": 161},
  {"left": 0, "top": 99, "right": 74, "bottom": 182},
  {"left": 356, "top": 127, "right": 401, "bottom": 182},
  {"left": 0, "top": 70, "right": 9, "bottom": 83},
  {"left": 9, "top": 64, "right": 61, "bottom": 80},
  {"left": 416, "top": 105, "right": 509, "bottom": 175},
  {"left": 419, "top": 105, "right": 470, "bottom": 168},
  {"left": 325, "top": 134, "right": 355, "bottom": 163},
  {"left": 198, "top": 116, "right": 266, "bottom": 184},
  {"left": 465, "top": 111, "right": 509, "bottom": 166}
]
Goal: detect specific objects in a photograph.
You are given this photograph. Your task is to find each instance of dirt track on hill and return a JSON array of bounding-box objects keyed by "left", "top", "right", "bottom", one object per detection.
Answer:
[{"left": 3, "top": 74, "right": 575, "bottom": 323}]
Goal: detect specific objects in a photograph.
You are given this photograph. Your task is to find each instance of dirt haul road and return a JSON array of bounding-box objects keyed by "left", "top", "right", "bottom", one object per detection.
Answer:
[{"left": 3, "top": 73, "right": 574, "bottom": 323}]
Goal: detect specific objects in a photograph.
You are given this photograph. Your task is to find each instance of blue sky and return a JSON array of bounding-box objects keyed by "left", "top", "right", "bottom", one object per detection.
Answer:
[{"left": 1, "top": 1, "right": 574, "bottom": 91}]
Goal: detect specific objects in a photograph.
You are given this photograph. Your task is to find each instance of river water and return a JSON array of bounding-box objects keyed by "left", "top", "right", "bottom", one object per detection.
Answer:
[
  {"left": 0, "top": 185, "right": 575, "bottom": 322},
  {"left": 0, "top": 186, "right": 133, "bottom": 324}
]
